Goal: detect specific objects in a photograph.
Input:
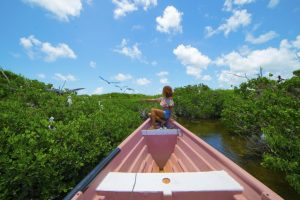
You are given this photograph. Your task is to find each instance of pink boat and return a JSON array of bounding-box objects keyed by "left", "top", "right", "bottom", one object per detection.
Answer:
[{"left": 64, "top": 119, "right": 283, "bottom": 200}]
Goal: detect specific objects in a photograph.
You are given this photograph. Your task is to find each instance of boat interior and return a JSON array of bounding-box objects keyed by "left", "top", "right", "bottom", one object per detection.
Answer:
[
  {"left": 71, "top": 119, "right": 283, "bottom": 200},
  {"left": 114, "top": 128, "right": 217, "bottom": 173}
]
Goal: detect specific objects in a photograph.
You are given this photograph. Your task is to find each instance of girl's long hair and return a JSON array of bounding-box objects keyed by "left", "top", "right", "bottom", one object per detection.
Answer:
[{"left": 163, "top": 86, "right": 173, "bottom": 98}]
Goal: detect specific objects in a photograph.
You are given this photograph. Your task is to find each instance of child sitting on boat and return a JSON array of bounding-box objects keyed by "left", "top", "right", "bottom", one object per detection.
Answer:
[{"left": 144, "top": 86, "right": 174, "bottom": 129}]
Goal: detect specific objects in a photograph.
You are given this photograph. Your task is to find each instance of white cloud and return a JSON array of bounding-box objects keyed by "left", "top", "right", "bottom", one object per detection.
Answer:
[
  {"left": 136, "top": 78, "right": 150, "bottom": 85},
  {"left": 86, "top": 0, "right": 93, "bottom": 6},
  {"left": 216, "top": 35, "right": 300, "bottom": 86},
  {"left": 112, "top": 0, "right": 137, "bottom": 19},
  {"left": 268, "top": 0, "right": 280, "bottom": 8},
  {"left": 159, "top": 78, "right": 168, "bottom": 84},
  {"left": 156, "top": 71, "right": 169, "bottom": 77},
  {"left": 41, "top": 43, "right": 76, "bottom": 62},
  {"left": 20, "top": 35, "right": 41, "bottom": 48},
  {"left": 292, "top": 35, "right": 300, "bottom": 49},
  {"left": 205, "top": 9, "right": 251, "bottom": 37},
  {"left": 93, "top": 87, "right": 104, "bottom": 95},
  {"left": 156, "top": 6, "right": 183, "bottom": 34},
  {"left": 173, "top": 44, "right": 211, "bottom": 79},
  {"left": 218, "top": 70, "right": 244, "bottom": 86},
  {"left": 114, "top": 73, "right": 133, "bottom": 81},
  {"left": 202, "top": 75, "right": 212, "bottom": 81},
  {"left": 237, "top": 45, "right": 252, "bottom": 56},
  {"left": 112, "top": 0, "right": 157, "bottom": 19},
  {"left": 24, "top": 0, "right": 83, "bottom": 22},
  {"left": 246, "top": 31, "right": 278, "bottom": 44},
  {"left": 156, "top": 71, "right": 169, "bottom": 84},
  {"left": 37, "top": 73, "right": 46, "bottom": 79},
  {"left": 234, "top": 0, "right": 255, "bottom": 5},
  {"left": 135, "top": 0, "right": 157, "bottom": 10},
  {"left": 54, "top": 73, "right": 77, "bottom": 81},
  {"left": 89, "top": 61, "right": 96, "bottom": 68},
  {"left": 114, "top": 39, "right": 142, "bottom": 60},
  {"left": 223, "top": 0, "right": 255, "bottom": 11},
  {"left": 20, "top": 35, "right": 76, "bottom": 62}
]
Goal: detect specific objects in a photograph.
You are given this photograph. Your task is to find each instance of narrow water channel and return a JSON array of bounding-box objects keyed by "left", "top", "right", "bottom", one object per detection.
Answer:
[{"left": 177, "top": 118, "right": 299, "bottom": 200}]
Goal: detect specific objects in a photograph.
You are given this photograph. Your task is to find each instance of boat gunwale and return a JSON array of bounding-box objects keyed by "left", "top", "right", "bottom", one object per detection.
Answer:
[
  {"left": 172, "top": 119, "right": 283, "bottom": 200},
  {"left": 66, "top": 118, "right": 283, "bottom": 200}
]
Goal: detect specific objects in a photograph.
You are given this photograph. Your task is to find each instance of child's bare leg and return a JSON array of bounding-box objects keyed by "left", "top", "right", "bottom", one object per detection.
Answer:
[
  {"left": 150, "top": 109, "right": 157, "bottom": 128},
  {"left": 150, "top": 108, "right": 165, "bottom": 129}
]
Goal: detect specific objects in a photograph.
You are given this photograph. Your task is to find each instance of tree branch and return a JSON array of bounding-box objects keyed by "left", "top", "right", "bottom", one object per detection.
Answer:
[
  {"left": 227, "top": 72, "right": 250, "bottom": 81},
  {"left": 0, "top": 67, "right": 10, "bottom": 83}
]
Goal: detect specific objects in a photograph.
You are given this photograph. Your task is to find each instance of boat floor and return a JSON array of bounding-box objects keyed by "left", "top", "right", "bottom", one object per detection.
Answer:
[{"left": 70, "top": 119, "right": 283, "bottom": 200}]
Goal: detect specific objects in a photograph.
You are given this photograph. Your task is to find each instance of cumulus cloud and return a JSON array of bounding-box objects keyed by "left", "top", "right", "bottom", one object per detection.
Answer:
[
  {"left": 86, "top": 0, "right": 93, "bottom": 6},
  {"left": 89, "top": 61, "right": 96, "bottom": 68},
  {"left": 20, "top": 35, "right": 76, "bottom": 62},
  {"left": 246, "top": 31, "right": 278, "bottom": 44},
  {"left": 114, "top": 39, "right": 142, "bottom": 60},
  {"left": 93, "top": 87, "right": 104, "bottom": 95},
  {"left": 114, "top": 73, "right": 133, "bottom": 81},
  {"left": 24, "top": 0, "right": 83, "bottom": 21},
  {"left": 216, "top": 35, "right": 300, "bottom": 86},
  {"left": 54, "top": 73, "right": 77, "bottom": 81},
  {"left": 217, "top": 70, "right": 244, "bottom": 87},
  {"left": 156, "top": 71, "right": 169, "bottom": 84},
  {"left": 268, "top": 0, "right": 280, "bottom": 8},
  {"left": 135, "top": 0, "right": 157, "bottom": 10},
  {"left": 202, "top": 75, "right": 212, "bottom": 81},
  {"left": 159, "top": 78, "right": 169, "bottom": 84},
  {"left": 112, "top": 0, "right": 157, "bottom": 19},
  {"left": 223, "top": 0, "right": 255, "bottom": 11},
  {"left": 20, "top": 35, "right": 41, "bottom": 48},
  {"left": 136, "top": 78, "right": 150, "bottom": 85},
  {"left": 156, "top": 71, "right": 169, "bottom": 77},
  {"left": 173, "top": 44, "right": 211, "bottom": 79},
  {"left": 156, "top": 6, "right": 183, "bottom": 34},
  {"left": 41, "top": 43, "right": 76, "bottom": 62},
  {"left": 292, "top": 35, "right": 300, "bottom": 48},
  {"left": 205, "top": 9, "right": 251, "bottom": 37},
  {"left": 112, "top": 0, "right": 137, "bottom": 19},
  {"left": 37, "top": 73, "right": 46, "bottom": 79}
]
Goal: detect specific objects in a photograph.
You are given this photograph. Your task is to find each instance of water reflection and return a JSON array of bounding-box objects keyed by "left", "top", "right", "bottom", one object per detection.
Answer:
[{"left": 177, "top": 118, "right": 300, "bottom": 200}]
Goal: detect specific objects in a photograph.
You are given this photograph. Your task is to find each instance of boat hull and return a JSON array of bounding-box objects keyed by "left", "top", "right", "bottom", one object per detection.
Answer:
[{"left": 65, "top": 119, "right": 283, "bottom": 200}]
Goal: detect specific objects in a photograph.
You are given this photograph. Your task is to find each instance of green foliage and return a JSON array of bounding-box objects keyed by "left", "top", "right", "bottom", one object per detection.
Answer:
[
  {"left": 221, "top": 71, "right": 300, "bottom": 193},
  {"left": 174, "top": 84, "right": 232, "bottom": 119},
  {"left": 293, "top": 69, "right": 300, "bottom": 77},
  {"left": 0, "top": 70, "right": 154, "bottom": 199},
  {"left": 1, "top": 68, "right": 300, "bottom": 197},
  {"left": 171, "top": 69, "right": 300, "bottom": 193}
]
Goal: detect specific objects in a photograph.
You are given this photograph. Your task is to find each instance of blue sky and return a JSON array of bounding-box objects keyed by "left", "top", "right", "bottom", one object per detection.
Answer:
[{"left": 1, "top": 0, "right": 300, "bottom": 95}]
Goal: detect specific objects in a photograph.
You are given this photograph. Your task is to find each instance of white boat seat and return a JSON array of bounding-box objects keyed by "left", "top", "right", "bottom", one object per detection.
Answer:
[
  {"left": 96, "top": 171, "right": 243, "bottom": 200},
  {"left": 141, "top": 129, "right": 181, "bottom": 136}
]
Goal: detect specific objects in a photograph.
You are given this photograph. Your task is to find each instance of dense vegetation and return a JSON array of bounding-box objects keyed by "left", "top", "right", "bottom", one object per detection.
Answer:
[
  {"left": 1, "top": 69, "right": 299, "bottom": 199},
  {"left": 0, "top": 70, "right": 154, "bottom": 199},
  {"left": 174, "top": 70, "right": 300, "bottom": 194},
  {"left": 174, "top": 84, "right": 232, "bottom": 119}
]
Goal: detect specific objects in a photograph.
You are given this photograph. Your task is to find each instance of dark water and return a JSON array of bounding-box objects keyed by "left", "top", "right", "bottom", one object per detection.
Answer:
[{"left": 177, "top": 118, "right": 299, "bottom": 200}]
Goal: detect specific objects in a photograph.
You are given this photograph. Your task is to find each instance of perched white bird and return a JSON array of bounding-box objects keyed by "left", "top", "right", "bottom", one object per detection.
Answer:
[
  {"left": 49, "top": 116, "right": 54, "bottom": 123},
  {"left": 67, "top": 96, "right": 72, "bottom": 106},
  {"left": 48, "top": 116, "right": 55, "bottom": 130},
  {"left": 98, "top": 101, "right": 104, "bottom": 111}
]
